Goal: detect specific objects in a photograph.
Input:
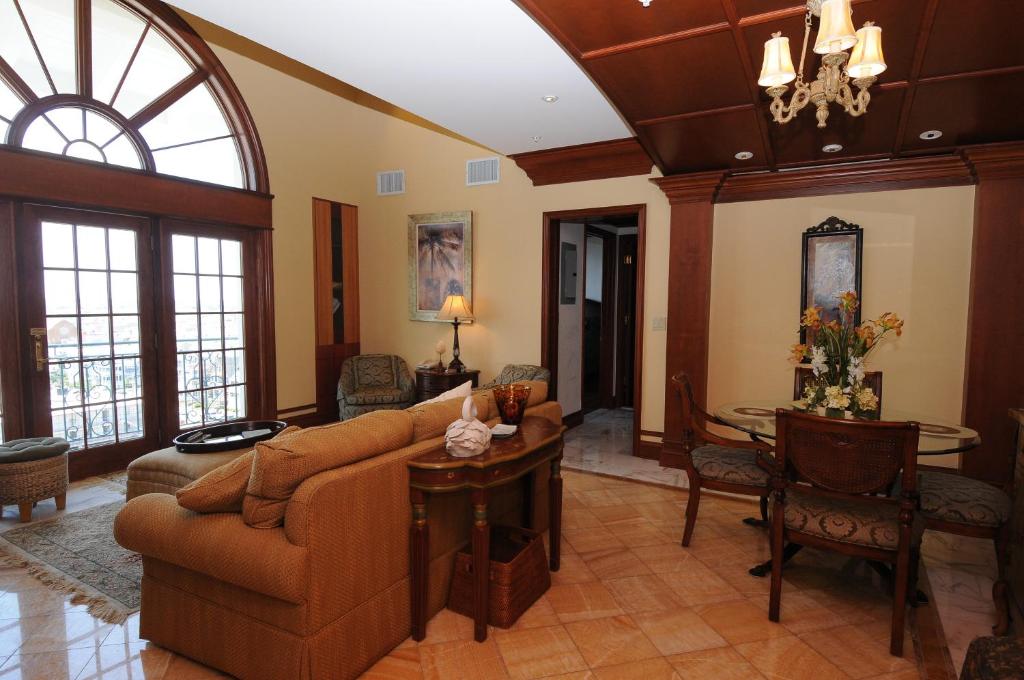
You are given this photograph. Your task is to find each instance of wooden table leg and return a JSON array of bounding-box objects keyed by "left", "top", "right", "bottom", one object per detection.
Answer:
[
  {"left": 409, "top": 489, "right": 429, "bottom": 642},
  {"left": 549, "top": 458, "right": 562, "bottom": 571},
  {"left": 471, "top": 489, "right": 490, "bottom": 642}
]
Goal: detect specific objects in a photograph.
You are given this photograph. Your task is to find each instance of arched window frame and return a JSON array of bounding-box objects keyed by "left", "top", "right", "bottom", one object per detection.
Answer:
[{"left": 0, "top": 0, "right": 270, "bottom": 194}]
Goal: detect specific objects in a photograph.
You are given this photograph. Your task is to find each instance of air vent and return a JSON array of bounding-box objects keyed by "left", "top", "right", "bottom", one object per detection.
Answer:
[
  {"left": 376, "top": 170, "right": 405, "bottom": 196},
  {"left": 466, "top": 157, "right": 500, "bottom": 186}
]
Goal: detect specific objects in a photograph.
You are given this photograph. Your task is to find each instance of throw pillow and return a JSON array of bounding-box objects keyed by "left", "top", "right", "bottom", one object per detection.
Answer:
[
  {"left": 243, "top": 409, "right": 414, "bottom": 529},
  {"left": 407, "top": 393, "right": 490, "bottom": 442},
  {"left": 420, "top": 380, "right": 473, "bottom": 406},
  {"left": 175, "top": 426, "right": 302, "bottom": 513}
]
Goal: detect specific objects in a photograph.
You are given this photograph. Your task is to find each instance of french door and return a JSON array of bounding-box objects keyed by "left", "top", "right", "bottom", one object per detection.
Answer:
[
  {"left": 19, "top": 205, "right": 160, "bottom": 470},
  {"left": 0, "top": 204, "right": 264, "bottom": 478}
]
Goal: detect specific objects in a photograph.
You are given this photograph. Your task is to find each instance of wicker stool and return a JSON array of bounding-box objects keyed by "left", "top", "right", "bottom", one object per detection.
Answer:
[{"left": 0, "top": 437, "right": 70, "bottom": 522}]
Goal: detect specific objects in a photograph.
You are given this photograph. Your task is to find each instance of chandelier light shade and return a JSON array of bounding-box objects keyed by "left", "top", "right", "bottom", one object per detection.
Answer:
[
  {"left": 847, "top": 22, "right": 887, "bottom": 78},
  {"left": 813, "top": 0, "right": 857, "bottom": 54},
  {"left": 758, "top": 0, "right": 884, "bottom": 128},
  {"left": 758, "top": 33, "right": 797, "bottom": 88}
]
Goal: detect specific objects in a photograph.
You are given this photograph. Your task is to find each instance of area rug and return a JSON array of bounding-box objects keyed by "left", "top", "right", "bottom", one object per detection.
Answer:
[{"left": 0, "top": 501, "right": 140, "bottom": 624}]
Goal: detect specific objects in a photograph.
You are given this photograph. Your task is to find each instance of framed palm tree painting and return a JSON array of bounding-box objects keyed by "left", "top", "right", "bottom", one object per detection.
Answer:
[{"left": 408, "top": 211, "right": 473, "bottom": 321}]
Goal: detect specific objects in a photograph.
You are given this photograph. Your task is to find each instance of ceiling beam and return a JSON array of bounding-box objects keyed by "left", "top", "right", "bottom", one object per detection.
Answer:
[
  {"left": 719, "top": 0, "right": 776, "bottom": 169},
  {"left": 510, "top": 137, "right": 653, "bottom": 186},
  {"left": 892, "top": 0, "right": 939, "bottom": 158}
]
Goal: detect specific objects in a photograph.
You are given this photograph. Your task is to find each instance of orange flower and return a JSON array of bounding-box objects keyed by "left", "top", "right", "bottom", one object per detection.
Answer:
[
  {"left": 790, "top": 343, "right": 808, "bottom": 362},
  {"left": 801, "top": 306, "right": 823, "bottom": 329},
  {"left": 839, "top": 291, "right": 859, "bottom": 314},
  {"left": 855, "top": 322, "right": 876, "bottom": 348},
  {"left": 825, "top": 319, "right": 842, "bottom": 333},
  {"left": 877, "top": 312, "right": 905, "bottom": 336}
]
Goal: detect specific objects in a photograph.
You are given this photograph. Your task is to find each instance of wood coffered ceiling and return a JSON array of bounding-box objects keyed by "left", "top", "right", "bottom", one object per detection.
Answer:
[{"left": 516, "top": 0, "right": 1024, "bottom": 176}]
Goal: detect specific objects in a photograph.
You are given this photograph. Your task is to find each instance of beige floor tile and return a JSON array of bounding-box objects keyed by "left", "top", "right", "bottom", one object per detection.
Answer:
[
  {"left": 694, "top": 600, "right": 789, "bottom": 646},
  {"left": 632, "top": 502, "right": 686, "bottom": 526},
  {"left": 418, "top": 639, "right": 509, "bottom": 680},
  {"left": 0, "top": 617, "right": 42, "bottom": 657},
  {"left": 564, "top": 615, "right": 661, "bottom": 668},
  {"left": 667, "top": 646, "right": 766, "bottom": 680},
  {"left": 603, "top": 575, "right": 684, "bottom": 614},
  {"left": 0, "top": 588, "right": 88, "bottom": 620},
  {"left": 494, "top": 625, "right": 587, "bottom": 680},
  {"left": 799, "top": 624, "right": 915, "bottom": 679},
  {"left": 160, "top": 654, "right": 231, "bottom": 679},
  {"left": 76, "top": 641, "right": 173, "bottom": 680},
  {"left": 564, "top": 509, "right": 605, "bottom": 530},
  {"left": 361, "top": 645, "right": 423, "bottom": 680},
  {"left": 563, "top": 527, "right": 625, "bottom": 554},
  {"left": 604, "top": 519, "right": 673, "bottom": 549},
  {"left": 573, "top": 490, "right": 624, "bottom": 509},
  {"left": 734, "top": 635, "right": 847, "bottom": 680},
  {"left": 419, "top": 609, "right": 475, "bottom": 646},
  {"left": 746, "top": 591, "right": 848, "bottom": 635},
  {"left": 508, "top": 596, "right": 561, "bottom": 631},
  {"left": 18, "top": 612, "right": 114, "bottom": 654},
  {"left": 550, "top": 554, "right": 598, "bottom": 586},
  {"left": 0, "top": 647, "right": 96, "bottom": 680},
  {"left": 592, "top": 656, "right": 681, "bottom": 680},
  {"left": 537, "top": 672, "right": 595, "bottom": 680},
  {"left": 632, "top": 608, "right": 728, "bottom": 656},
  {"left": 547, "top": 582, "right": 623, "bottom": 623},
  {"left": 609, "top": 485, "right": 676, "bottom": 506},
  {"left": 657, "top": 562, "right": 744, "bottom": 607},
  {"left": 563, "top": 473, "right": 608, "bottom": 492},
  {"left": 588, "top": 504, "right": 642, "bottom": 524},
  {"left": 631, "top": 544, "right": 694, "bottom": 574},
  {"left": 579, "top": 548, "right": 652, "bottom": 580}
]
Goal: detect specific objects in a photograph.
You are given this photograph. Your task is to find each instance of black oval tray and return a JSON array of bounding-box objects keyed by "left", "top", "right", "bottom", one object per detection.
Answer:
[{"left": 173, "top": 420, "right": 287, "bottom": 453}]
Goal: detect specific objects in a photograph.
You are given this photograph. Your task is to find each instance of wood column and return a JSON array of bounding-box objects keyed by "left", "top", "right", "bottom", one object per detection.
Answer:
[
  {"left": 652, "top": 172, "right": 726, "bottom": 469},
  {"left": 961, "top": 143, "right": 1024, "bottom": 485}
]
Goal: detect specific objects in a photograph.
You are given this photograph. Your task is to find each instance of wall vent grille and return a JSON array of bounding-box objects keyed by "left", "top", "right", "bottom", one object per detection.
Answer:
[
  {"left": 376, "top": 170, "right": 406, "bottom": 195},
  {"left": 466, "top": 157, "right": 500, "bottom": 186}
]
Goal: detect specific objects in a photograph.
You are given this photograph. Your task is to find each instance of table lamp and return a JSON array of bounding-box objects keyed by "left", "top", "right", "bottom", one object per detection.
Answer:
[{"left": 436, "top": 294, "right": 474, "bottom": 373}]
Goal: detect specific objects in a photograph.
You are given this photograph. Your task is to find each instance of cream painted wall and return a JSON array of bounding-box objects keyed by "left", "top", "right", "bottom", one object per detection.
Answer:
[
  {"left": 709, "top": 187, "right": 976, "bottom": 467},
  {"left": 205, "top": 43, "right": 671, "bottom": 429}
]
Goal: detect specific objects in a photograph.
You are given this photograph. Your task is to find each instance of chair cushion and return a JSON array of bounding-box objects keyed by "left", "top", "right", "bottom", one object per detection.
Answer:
[
  {"left": 783, "top": 487, "right": 910, "bottom": 550},
  {"left": 0, "top": 437, "right": 70, "bottom": 463},
  {"left": 959, "top": 635, "right": 1024, "bottom": 680},
  {"left": 691, "top": 445, "right": 769, "bottom": 486},
  {"left": 353, "top": 355, "right": 396, "bottom": 388},
  {"left": 918, "top": 471, "right": 1011, "bottom": 528},
  {"left": 344, "top": 386, "right": 409, "bottom": 406}
]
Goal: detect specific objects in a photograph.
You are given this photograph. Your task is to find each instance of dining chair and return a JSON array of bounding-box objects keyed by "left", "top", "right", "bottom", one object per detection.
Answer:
[
  {"left": 768, "top": 410, "right": 921, "bottom": 656},
  {"left": 917, "top": 466, "right": 1013, "bottom": 635},
  {"left": 670, "top": 372, "right": 774, "bottom": 547},
  {"left": 793, "top": 366, "right": 884, "bottom": 408}
]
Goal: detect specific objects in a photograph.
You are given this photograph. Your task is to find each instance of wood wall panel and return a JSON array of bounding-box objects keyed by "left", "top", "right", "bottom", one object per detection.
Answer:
[
  {"left": 510, "top": 138, "right": 653, "bottom": 186},
  {"left": 960, "top": 143, "right": 1024, "bottom": 484}
]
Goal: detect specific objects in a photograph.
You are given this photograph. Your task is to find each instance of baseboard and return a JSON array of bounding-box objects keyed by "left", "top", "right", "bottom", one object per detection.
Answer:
[
  {"left": 563, "top": 411, "right": 584, "bottom": 430},
  {"left": 635, "top": 439, "right": 661, "bottom": 460},
  {"left": 659, "top": 439, "right": 687, "bottom": 470}
]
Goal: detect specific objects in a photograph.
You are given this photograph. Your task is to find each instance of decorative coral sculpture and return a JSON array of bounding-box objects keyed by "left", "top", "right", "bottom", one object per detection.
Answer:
[{"left": 445, "top": 396, "right": 492, "bottom": 458}]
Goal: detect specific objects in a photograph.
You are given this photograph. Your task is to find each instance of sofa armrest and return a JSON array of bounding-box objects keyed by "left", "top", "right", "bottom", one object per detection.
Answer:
[{"left": 114, "top": 493, "right": 308, "bottom": 604}]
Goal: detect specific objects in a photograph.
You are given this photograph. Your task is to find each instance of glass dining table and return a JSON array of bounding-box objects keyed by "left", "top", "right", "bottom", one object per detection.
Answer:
[{"left": 715, "top": 400, "right": 980, "bottom": 456}]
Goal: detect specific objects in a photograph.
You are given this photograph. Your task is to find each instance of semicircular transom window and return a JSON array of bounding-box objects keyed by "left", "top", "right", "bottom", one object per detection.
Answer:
[{"left": 0, "top": 0, "right": 252, "bottom": 189}]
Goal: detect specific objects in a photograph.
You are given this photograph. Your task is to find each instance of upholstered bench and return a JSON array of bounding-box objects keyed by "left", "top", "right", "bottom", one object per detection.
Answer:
[
  {"left": 959, "top": 635, "right": 1024, "bottom": 679},
  {"left": 126, "top": 446, "right": 252, "bottom": 501},
  {"left": 0, "top": 437, "right": 70, "bottom": 522}
]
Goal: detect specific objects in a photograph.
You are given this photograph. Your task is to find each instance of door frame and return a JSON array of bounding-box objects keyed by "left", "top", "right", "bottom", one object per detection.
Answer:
[
  {"left": 541, "top": 204, "right": 646, "bottom": 457},
  {"left": 0, "top": 201, "right": 26, "bottom": 441}
]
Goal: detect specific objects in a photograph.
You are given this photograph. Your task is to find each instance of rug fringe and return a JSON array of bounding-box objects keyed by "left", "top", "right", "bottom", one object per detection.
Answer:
[{"left": 0, "top": 547, "right": 134, "bottom": 625}]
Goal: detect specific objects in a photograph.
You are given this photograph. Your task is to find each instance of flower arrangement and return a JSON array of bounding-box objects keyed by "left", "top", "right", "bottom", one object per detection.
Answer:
[{"left": 790, "top": 291, "right": 903, "bottom": 417}]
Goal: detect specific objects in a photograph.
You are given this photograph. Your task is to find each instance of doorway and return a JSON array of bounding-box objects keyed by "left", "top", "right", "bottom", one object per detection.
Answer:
[{"left": 541, "top": 205, "right": 645, "bottom": 457}]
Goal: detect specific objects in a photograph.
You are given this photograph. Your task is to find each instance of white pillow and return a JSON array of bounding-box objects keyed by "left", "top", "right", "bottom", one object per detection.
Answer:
[{"left": 420, "top": 380, "right": 474, "bottom": 406}]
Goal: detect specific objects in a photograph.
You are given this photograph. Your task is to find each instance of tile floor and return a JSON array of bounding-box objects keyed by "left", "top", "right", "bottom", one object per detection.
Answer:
[{"left": 0, "top": 423, "right": 1003, "bottom": 679}]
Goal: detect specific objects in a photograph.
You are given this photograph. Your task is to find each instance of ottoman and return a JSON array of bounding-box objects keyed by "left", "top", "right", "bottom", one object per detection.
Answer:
[
  {"left": 126, "top": 445, "right": 252, "bottom": 500},
  {"left": 0, "top": 437, "right": 71, "bottom": 522}
]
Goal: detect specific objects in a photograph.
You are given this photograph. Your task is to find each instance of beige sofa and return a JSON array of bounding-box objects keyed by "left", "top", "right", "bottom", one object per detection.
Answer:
[{"left": 114, "top": 384, "right": 560, "bottom": 680}]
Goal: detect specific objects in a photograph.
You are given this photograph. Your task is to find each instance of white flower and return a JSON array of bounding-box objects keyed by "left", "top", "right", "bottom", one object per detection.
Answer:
[
  {"left": 824, "top": 385, "right": 851, "bottom": 410},
  {"left": 810, "top": 346, "right": 828, "bottom": 377},
  {"left": 848, "top": 356, "right": 865, "bottom": 385},
  {"left": 855, "top": 386, "right": 879, "bottom": 412}
]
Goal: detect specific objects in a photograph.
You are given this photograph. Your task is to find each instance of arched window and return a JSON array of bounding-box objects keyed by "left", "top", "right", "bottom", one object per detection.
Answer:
[{"left": 0, "top": 0, "right": 267, "bottom": 191}]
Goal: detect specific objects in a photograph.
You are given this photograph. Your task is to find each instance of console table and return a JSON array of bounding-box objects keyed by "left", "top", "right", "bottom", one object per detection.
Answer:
[
  {"left": 415, "top": 367, "right": 480, "bottom": 402},
  {"left": 407, "top": 415, "right": 564, "bottom": 643}
]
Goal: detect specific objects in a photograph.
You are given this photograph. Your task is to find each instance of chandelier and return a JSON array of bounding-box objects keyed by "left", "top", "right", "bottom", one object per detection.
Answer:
[{"left": 758, "top": 0, "right": 886, "bottom": 128}]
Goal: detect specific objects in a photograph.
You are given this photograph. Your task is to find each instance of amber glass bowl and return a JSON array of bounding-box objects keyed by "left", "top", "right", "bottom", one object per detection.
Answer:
[{"left": 493, "top": 384, "right": 531, "bottom": 425}]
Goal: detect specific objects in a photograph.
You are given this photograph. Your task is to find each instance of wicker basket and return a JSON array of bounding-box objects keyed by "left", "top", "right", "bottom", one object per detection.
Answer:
[
  {"left": 447, "top": 525, "right": 551, "bottom": 629},
  {"left": 0, "top": 452, "right": 69, "bottom": 506}
]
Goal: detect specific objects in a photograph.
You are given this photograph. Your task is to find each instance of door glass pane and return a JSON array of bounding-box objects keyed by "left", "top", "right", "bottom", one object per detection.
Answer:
[
  {"left": 40, "top": 221, "right": 144, "bottom": 450},
  {"left": 172, "top": 234, "right": 246, "bottom": 427}
]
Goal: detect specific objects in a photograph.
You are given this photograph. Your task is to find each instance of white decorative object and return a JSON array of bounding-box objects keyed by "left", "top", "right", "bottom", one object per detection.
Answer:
[
  {"left": 445, "top": 396, "right": 492, "bottom": 458},
  {"left": 422, "top": 380, "right": 473, "bottom": 406}
]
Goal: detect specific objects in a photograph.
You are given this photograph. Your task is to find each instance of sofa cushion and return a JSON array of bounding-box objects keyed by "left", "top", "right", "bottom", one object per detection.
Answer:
[
  {"left": 522, "top": 380, "right": 548, "bottom": 407},
  {"left": 243, "top": 410, "right": 414, "bottom": 528},
  {"left": 354, "top": 355, "right": 396, "bottom": 388},
  {"left": 344, "top": 386, "right": 410, "bottom": 406},
  {"left": 691, "top": 445, "right": 769, "bottom": 486},
  {"left": 918, "top": 470, "right": 1011, "bottom": 528},
  {"left": 407, "top": 394, "right": 490, "bottom": 442},
  {"left": 783, "top": 487, "right": 915, "bottom": 551},
  {"left": 175, "top": 426, "right": 302, "bottom": 513}
]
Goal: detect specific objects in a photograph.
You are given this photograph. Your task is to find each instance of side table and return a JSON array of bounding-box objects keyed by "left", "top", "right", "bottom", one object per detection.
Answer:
[
  {"left": 407, "top": 415, "right": 564, "bottom": 643},
  {"left": 415, "top": 367, "right": 480, "bottom": 402}
]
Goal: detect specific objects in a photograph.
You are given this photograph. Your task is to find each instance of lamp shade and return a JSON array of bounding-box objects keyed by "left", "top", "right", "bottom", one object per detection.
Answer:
[
  {"left": 758, "top": 33, "right": 797, "bottom": 88},
  {"left": 436, "top": 294, "right": 474, "bottom": 321},
  {"left": 814, "top": 0, "right": 857, "bottom": 55},
  {"left": 847, "top": 22, "right": 886, "bottom": 78}
]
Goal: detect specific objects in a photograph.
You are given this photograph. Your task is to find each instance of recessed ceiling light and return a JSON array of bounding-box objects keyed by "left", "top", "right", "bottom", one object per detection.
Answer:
[
  {"left": 822, "top": 143, "right": 843, "bottom": 153},
  {"left": 734, "top": 151, "right": 754, "bottom": 160},
  {"left": 542, "top": 95, "right": 559, "bottom": 103},
  {"left": 919, "top": 129, "right": 943, "bottom": 140},
  {"left": 531, "top": 135, "right": 543, "bottom": 143}
]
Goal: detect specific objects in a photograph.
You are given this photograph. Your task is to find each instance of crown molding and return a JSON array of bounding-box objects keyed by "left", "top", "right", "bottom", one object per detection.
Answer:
[
  {"left": 963, "top": 141, "right": 1024, "bottom": 181},
  {"left": 510, "top": 137, "right": 654, "bottom": 186},
  {"left": 651, "top": 171, "right": 726, "bottom": 204}
]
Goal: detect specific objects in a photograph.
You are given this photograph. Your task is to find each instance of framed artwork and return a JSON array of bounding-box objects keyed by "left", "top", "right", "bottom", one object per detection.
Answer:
[
  {"left": 800, "top": 216, "right": 862, "bottom": 343},
  {"left": 408, "top": 211, "right": 473, "bottom": 321}
]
